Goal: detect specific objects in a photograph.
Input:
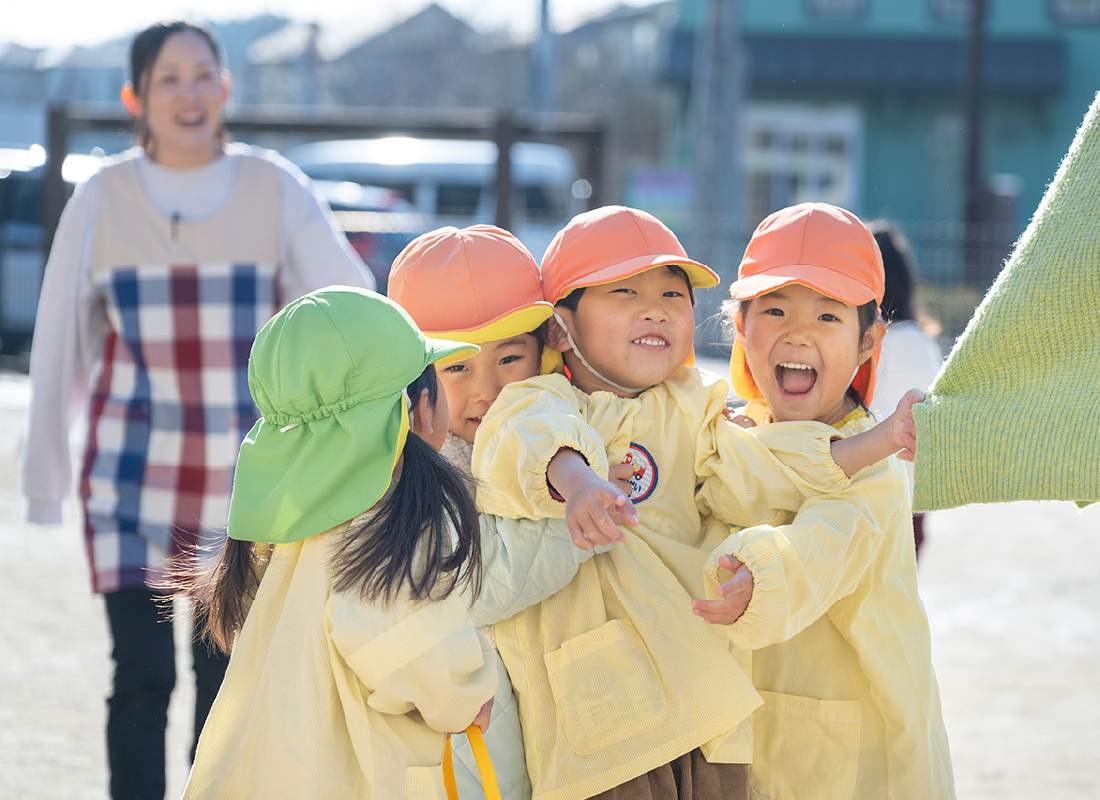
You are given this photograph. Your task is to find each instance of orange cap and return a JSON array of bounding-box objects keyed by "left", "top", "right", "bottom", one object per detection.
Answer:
[
  {"left": 541, "top": 205, "right": 718, "bottom": 304},
  {"left": 728, "top": 203, "right": 884, "bottom": 405},
  {"left": 388, "top": 225, "right": 554, "bottom": 352},
  {"left": 728, "top": 203, "right": 884, "bottom": 304}
]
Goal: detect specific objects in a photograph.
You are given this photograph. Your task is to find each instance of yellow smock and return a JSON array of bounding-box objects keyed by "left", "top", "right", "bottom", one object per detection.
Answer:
[
  {"left": 473, "top": 368, "right": 852, "bottom": 800},
  {"left": 704, "top": 410, "right": 955, "bottom": 799},
  {"left": 183, "top": 520, "right": 498, "bottom": 799}
]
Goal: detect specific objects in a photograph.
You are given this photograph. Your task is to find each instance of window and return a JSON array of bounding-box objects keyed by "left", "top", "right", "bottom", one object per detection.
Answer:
[
  {"left": 523, "top": 184, "right": 567, "bottom": 222},
  {"left": 930, "top": 0, "right": 969, "bottom": 22},
  {"left": 435, "top": 184, "right": 481, "bottom": 218},
  {"left": 744, "top": 104, "right": 864, "bottom": 226},
  {"left": 1051, "top": 0, "right": 1100, "bottom": 23},
  {"left": 806, "top": 0, "right": 868, "bottom": 19}
]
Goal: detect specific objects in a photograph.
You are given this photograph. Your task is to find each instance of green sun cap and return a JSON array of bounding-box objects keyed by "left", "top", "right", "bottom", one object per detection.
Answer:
[{"left": 228, "top": 286, "right": 478, "bottom": 545}]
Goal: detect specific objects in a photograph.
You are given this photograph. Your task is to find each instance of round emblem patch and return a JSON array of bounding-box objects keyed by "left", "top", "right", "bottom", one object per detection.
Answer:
[{"left": 621, "top": 442, "right": 658, "bottom": 502}]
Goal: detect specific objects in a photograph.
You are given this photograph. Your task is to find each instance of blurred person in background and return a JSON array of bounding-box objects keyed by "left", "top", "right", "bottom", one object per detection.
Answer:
[
  {"left": 19, "top": 20, "right": 372, "bottom": 800},
  {"left": 868, "top": 220, "right": 943, "bottom": 560}
]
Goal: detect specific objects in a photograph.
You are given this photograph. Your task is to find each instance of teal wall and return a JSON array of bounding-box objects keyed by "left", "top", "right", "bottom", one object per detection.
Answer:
[{"left": 675, "top": 0, "right": 1100, "bottom": 231}]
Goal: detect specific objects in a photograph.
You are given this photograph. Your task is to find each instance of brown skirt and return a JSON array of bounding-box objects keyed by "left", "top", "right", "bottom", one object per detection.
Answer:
[{"left": 588, "top": 749, "right": 749, "bottom": 800}]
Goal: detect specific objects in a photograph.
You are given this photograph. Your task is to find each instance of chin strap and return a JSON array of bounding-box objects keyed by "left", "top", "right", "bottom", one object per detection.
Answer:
[{"left": 553, "top": 313, "right": 650, "bottom": 396}]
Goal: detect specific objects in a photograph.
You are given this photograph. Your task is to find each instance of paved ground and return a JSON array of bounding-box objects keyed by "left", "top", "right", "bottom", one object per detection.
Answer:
[{"left": 1, "top": 367, "right": 1097, "bottom": 799}]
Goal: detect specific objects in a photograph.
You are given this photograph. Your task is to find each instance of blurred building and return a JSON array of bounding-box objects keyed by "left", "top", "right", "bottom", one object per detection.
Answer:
[
  {"left": 5, "top": 0, "right": 1097, "bottom": 289},
  {"left": 663, "top": 0, "right": 1100, "bottom": 282}
]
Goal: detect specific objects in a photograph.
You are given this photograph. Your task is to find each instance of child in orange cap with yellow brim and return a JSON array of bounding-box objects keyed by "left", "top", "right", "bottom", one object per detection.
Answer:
[
  {"left": 389, "top": 224, "right": 556, "bottom": 468},
  {"left": 467, "top": 205, "right": 920, "bottom": 800},
  {"left": 389, "top": 224, "right": 559, "bottom": 800},
  {"left": 696, "top": 202, "right": 954, "bottom": 798}
]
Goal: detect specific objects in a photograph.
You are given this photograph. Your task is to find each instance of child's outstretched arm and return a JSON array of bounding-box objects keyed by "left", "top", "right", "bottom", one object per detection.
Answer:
[
  {"left": 547, "top": 448, "right": 638, "bottom": 550},
  {"left": 831, "top": 388, "right": 923, "bottom": 476},
  {"left": 473, "top": 373, "right": 629, "bottom": 523},
  {"left": 469, "top": 515, "right": 613, "bottom": 627},
  {"left": 694, "top": 393, "right": 922, "bottom": 626}
]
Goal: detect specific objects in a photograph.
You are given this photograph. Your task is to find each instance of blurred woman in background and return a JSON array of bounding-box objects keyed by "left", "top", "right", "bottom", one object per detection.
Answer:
[{"left": 20, "top": 20, "right": 371, "bottom": 800}]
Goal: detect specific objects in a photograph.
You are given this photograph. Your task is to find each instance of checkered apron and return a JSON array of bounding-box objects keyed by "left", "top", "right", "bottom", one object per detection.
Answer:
[{"left": 80, "top": 153, "right": 281, "bottom": 592}]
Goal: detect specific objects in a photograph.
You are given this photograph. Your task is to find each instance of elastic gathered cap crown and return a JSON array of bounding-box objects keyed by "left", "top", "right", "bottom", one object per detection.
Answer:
[{"left": 228, "top": 286, "right": 478, "bottom": 545}]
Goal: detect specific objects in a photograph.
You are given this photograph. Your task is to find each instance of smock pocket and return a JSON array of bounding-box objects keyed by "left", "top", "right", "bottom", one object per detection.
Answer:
[
  {"left": 544, "top": 618, "right": 667, "bottom": 755},
  {"left": 406, "top": 764, "right": 447, "bottom": 799},
  {"left": 749, "top": 690, "right": 861, "bottom": 800}
]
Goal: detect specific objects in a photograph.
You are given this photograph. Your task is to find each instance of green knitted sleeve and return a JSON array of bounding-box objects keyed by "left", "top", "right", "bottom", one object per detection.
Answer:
[{"left": 912, "top": 90, "right": 1100, "bottom": 512}]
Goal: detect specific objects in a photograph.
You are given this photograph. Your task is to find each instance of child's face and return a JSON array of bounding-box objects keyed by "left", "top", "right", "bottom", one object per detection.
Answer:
[
  {"left": 437, "top": 333, "right": 541, "bottom": 443},
  {"left": 554, "top": 267, "right": 695, "bottom": 397},
  {"left": 738, "top": 282, "right": 879, "bottom": 425}
]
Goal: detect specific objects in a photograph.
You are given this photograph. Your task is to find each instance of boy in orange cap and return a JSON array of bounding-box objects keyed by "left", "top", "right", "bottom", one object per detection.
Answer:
[
  {"left": 470, "top": 205, "right": 918, "bottom": 799},
  {"left": 692, "top": 202, "right": 954, "bottom": 798}
]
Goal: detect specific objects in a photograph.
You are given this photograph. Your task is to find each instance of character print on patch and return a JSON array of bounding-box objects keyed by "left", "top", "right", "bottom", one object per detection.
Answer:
[{"left": 621, "top": 442, "right": 658, "bottom": 502}]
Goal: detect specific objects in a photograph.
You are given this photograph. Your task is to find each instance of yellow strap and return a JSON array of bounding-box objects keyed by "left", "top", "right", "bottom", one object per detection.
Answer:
[
  {"left": 467, "top": 725, "right": 501, "bottom": 800},
  {"left": 444, "top": 736, "right": 459, "bottom": 800},
  {"left": 442, "top": 726, "right": 501, "bottom": 800}
]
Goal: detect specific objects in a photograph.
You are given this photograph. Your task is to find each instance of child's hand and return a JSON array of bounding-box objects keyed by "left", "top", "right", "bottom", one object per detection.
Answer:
[
  {"left": 471, "top": 698, "right": 494, "bottom": 734},
  {"left": 692, "top": 555, "right": 754, "bottom": 625},
  {"left": 608, "top": 462, "right": 636, "bottom": 494},
  {"left": 884, "top": 388, "right": 924, "bottom": 463},
  {"left": 721, "top": 406, "right": 757, "bottom": 429},
  {"left": 548, "top": 449, "right": 639, "bottom": 550},
  {"left": 564, "top": 471, "right": 638, "bottom": 550},
  {"left": 831, "top": 388, "right": 925, "bottom": 477}
]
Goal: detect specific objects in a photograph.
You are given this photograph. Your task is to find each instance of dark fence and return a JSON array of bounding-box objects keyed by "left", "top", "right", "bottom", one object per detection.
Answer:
[{"left": 0, "top": 105, "right": 605, "bottom": 354}]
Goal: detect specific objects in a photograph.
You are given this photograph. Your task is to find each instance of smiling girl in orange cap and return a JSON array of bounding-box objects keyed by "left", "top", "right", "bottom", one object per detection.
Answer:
[{"left": 696, "top": 202, "right": 955, "bottom": 798}]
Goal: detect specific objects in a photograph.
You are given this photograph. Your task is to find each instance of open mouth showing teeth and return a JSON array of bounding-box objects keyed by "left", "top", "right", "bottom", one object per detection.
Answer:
[
  {"left": 776, "top": 362, "right": 817, "bottom": 394},
  {"left": 633, "top": 337, "right": 667, "bottom": 347}
]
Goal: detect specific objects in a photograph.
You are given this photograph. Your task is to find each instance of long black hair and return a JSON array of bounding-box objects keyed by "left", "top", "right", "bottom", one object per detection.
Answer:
[
  {"left": 329, "top": 365, "right": 482, "bottom": 605},
  {"left": 184, "top": 365, "right": 481, "bottom": 654}
]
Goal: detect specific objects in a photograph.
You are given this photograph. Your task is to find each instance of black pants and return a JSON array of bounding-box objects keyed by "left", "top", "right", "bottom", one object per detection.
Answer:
[{"left": 103, "top": 587, "right": 229, "bottom": 800}]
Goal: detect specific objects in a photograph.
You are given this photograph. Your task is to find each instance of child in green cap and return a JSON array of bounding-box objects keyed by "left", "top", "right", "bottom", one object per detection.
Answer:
[{"left": 178, "top": 287, "right": 496, "bottom": 799}]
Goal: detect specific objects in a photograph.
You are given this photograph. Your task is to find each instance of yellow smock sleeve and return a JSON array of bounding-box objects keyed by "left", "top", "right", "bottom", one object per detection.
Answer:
[
  {"left": 695, "top": 410, "right": 851, "bottom": 527},
  {"left": 472, "top": 374, "right": 610, "bottom": 519},
  {"left": 703, "top": 457, "right": 906, "bottom": 651},
  {"left": 328, "top": 590, "right": 498, "bottom": 734}
]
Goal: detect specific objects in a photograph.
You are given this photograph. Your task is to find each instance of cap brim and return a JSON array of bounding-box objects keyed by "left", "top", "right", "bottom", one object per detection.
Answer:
[
  {"left": 426, "top": 302, "right": 554, "bottom": 365},
  {"left": 728, "top": 265, "right": 879, "bottom": 306},
  {"left": 425, "top": 337, "right": 479, "bottom": 368},
  {"left": 553, "top": 254, "right": 718, "bottom": 301}
]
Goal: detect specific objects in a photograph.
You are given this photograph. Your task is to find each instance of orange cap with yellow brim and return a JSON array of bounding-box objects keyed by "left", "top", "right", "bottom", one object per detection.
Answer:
[
  {"left": 388, "top": 225, "right": 555, "bottom": 366},
  {"left": 540, "top": 205, "right": 718, "bottom": 304},
  {"left": 727, "top": 203, "right": 884, "bottom": 405}
]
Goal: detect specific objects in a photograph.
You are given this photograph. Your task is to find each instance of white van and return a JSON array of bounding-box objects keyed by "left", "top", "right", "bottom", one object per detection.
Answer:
[{"left": 284, "top": 136, "right": 582, "bottom": 264}]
